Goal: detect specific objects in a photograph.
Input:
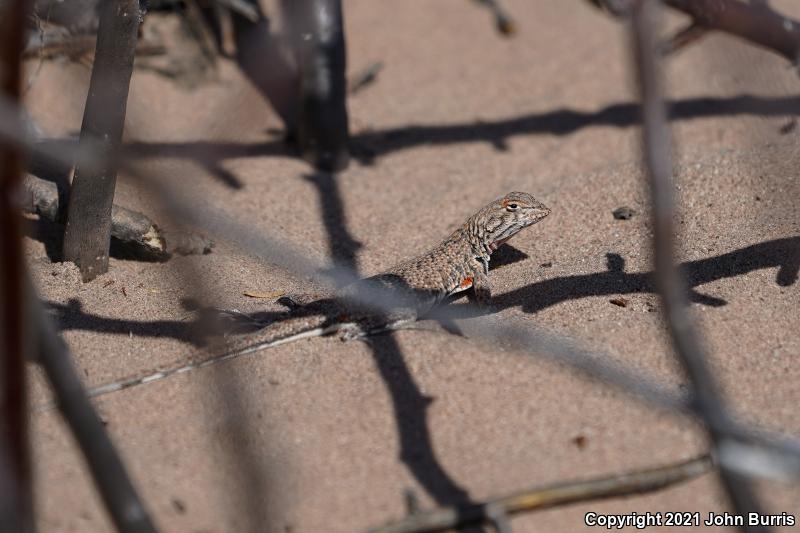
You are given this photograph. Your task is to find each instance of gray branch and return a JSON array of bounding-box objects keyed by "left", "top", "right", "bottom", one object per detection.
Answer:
[
  {"left": 631, "top": 2, "right": 768, "bottom": 530},
  {"left": 28, "top": 283, "right": 158, "bottom": 533}
]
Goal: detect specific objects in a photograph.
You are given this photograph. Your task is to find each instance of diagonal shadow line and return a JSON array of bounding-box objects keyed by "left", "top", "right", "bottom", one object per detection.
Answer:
[
  {"left": 115, "top": 94, "right": 800, "bottom": 169},
  {"left": 32, "top": 94, "right": 798, "bottom": 188},
  {"left": 46, "top": 298, "right": 286, "bottom": 345},
  {"left": 305, "top": 171, "right": 475, "bottom": 508},
  {"left": 368, "top": 335, "right": 473, "bottom": 505},
  {"left": 488, "top": 236, "right": 799, "bottom": 316},
  {"left": 350, "top": 94, "right": 800, "bottom": 162},
  {"left": 305, "top": 172, "right": 363, "bottom": 269}
]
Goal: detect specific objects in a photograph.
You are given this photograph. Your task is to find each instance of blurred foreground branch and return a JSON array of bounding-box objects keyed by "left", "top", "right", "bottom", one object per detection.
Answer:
[
  {"left": 0, "top": 0, "right": 34, "bottom": 530},
  {"left": 631, "top": 1, "right": 768, "bottom": 530},
  {"left": 29, "top": 285, "right": 158, "bottom": 533},
  {"left": 364, "top": 455, "right": 712, "bottom": 532}
]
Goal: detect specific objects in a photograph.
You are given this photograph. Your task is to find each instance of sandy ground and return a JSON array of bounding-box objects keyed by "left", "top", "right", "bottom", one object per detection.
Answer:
[{"left": 20, "top": 1, "right": 800, "bottom": 532}]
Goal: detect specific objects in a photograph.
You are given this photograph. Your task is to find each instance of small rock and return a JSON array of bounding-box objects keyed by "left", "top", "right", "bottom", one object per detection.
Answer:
[
  {"left": 612, "top": 206, "right": 636, "bottom": 220},
  {"left": 572, "top": 435, "right": 588, "bottom": 450},
  {"left": 609, "top": 297, "right": 629, "bottom": 308},
  {"left": 171, "top": 498, "right": 186, "bottom": 514},
  {"left": 539, "top": 261, "right": 553, "bottom": 268}
]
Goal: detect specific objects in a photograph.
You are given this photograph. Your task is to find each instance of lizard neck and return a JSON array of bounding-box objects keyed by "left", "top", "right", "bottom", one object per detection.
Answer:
[
  {"left": 459, "top": 227, "right": 493, "bottom": 267},
  {"left": 463, "top": 215, "right": 495, "bottom": 263}
]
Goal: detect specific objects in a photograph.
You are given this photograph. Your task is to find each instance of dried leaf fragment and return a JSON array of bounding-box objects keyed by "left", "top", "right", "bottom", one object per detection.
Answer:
[{"left": 243, "top": 290, "right": 285, "bottom": 300}]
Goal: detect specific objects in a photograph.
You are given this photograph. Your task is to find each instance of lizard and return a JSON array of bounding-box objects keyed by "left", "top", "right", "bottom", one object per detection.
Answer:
[{"left": 85, "top": 191, "right": 550, "bottom": 398}]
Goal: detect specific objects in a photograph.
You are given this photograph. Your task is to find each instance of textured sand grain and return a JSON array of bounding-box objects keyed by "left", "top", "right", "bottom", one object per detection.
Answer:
[{"left": 23, "top": 1, "right": 800, "bottom": 531}]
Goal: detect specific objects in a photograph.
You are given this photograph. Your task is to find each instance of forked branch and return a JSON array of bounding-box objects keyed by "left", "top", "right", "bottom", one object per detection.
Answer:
[{"left": 588, "top": 0, "right": 800, "bottom": 65}]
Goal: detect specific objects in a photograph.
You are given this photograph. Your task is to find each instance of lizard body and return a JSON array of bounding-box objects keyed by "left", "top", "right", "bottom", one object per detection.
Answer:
[{"left": 242, "top": 190, "right": 550, "bottom": 342}]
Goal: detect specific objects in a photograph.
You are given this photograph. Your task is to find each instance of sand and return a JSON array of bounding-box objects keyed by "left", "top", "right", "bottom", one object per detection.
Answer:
[{"left": 20, "top": 1, "right": 800, "bottom": 531}]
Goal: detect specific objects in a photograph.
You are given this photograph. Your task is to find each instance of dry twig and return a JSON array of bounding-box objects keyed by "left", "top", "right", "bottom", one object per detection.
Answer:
[
  {"left": 364, "top": 455, "right": 712, "bottom": 532},
  {"left": 22, "top": 29, "right": 166, "bottom": 60}
]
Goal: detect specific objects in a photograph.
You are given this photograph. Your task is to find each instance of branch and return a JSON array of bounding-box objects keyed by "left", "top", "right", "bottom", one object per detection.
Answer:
[
  {"left": 586, "top": 0, "right": 800, "bottom": 64},
  {"left": 21, "top": 173, "right": 213, "bottom": 258},
  {"left": 22, "top": 32, "right": 166, "bottom": 60},
  {"left": 28, "top": 283, "right": 159, "bottom": 533},
  {"left": 664, "top": 0, "right": 800, "bottom": 64},
  {"left": 0, "top": 0, "right": 35, "bottom": 530},
  {"left": 631, "top": 1, "right": 768, "bottom": 530},
  {"left": 283, "top": 0, "right": 350, "bottom": 172},
  {"left": 62, "top": 0, "right": 143, "bottom": 281},
  {"left": 363, "top": 455, "right": 712, "bottom": 533}
]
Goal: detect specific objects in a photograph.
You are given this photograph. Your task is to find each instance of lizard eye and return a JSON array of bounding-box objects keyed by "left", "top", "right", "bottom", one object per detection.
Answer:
[{"left": 505, "top": 203, "right": 519, "bottom": 212}]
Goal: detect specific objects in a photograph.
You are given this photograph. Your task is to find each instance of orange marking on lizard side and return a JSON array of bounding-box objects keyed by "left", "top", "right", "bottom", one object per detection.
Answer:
[{"left": 460, "top": 277, "right": 473, "bottom": 289}]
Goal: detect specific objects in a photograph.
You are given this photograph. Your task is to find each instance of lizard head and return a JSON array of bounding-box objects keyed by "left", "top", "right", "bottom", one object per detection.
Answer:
[{"left": 474, "top": 191, "right": 550, "bottom": 251}]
